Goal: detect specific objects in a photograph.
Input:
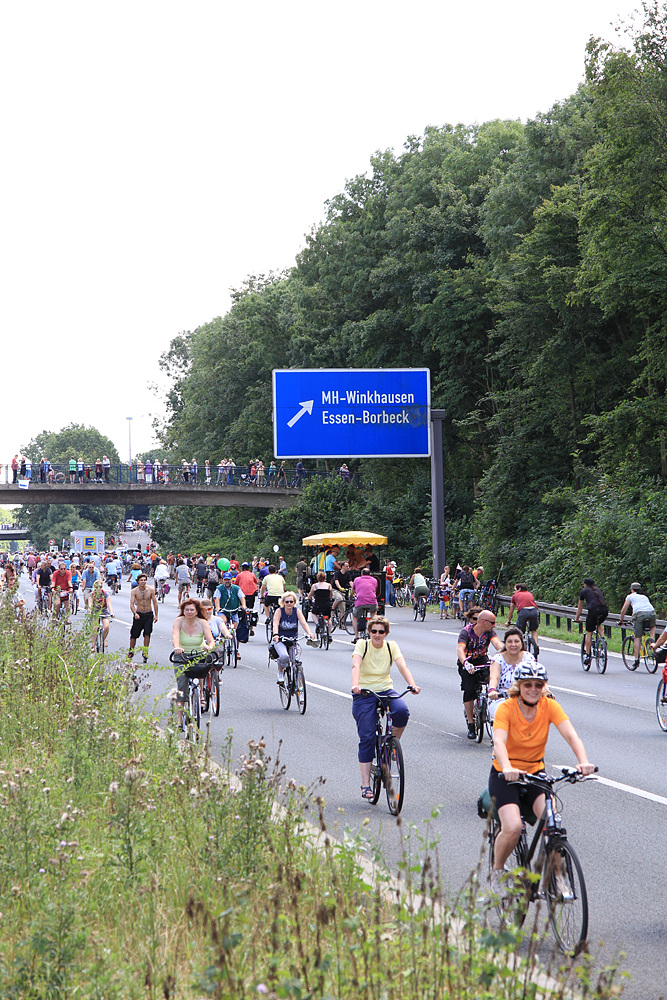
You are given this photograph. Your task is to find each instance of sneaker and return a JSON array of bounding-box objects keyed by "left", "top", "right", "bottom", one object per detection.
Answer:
[
  {"left": 583, "top": 654, "right": 591, "bottom": 666},
  {"left": 277, "top": 671, "right": 284, "bottom": 684},
  {"left": 467, "top": 722, "right": 476, "bottom": 740},
  {"left": 142, "top": 654, "right": 148, "bottom": 663},
  {"left": 351, "top": 637, "right": 358, "bottom": 644},
  {"left": 633, "top": 659, "right": 640, "bottom": 669},
  {"left": 489, "top": 869, "right": 509, "bottom": 901}
]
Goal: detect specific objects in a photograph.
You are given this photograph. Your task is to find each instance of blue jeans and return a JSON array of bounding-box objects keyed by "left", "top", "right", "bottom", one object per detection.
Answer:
[
  {"left": 459, "top": 589, "right": 474, "bottom": 611},
  {"left": 352, "top": 689, "right": 409, "bottom": 762},
  {"left": 385, "top": 580, "right": 395, "bottom": 606}
]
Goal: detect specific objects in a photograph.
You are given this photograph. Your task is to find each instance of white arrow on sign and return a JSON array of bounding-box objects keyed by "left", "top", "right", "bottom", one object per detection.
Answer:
[{"left": 287, "top": 399, "right": 314, "bottom": 428}]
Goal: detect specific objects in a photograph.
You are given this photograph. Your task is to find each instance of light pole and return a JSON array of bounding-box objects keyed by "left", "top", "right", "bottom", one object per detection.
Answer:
[{"left": 127, "top": 417, "right": 133, "bottom": 466}]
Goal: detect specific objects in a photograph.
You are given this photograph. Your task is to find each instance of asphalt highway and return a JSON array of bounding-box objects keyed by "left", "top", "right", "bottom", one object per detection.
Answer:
[{"left": 16, "top": 542, "right": 667, "bottom": 999}]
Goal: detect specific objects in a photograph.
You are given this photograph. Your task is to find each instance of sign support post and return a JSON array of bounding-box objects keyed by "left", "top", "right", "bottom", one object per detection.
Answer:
[{"left": 430, "top": 409, "right": 446, "bottom": 577}]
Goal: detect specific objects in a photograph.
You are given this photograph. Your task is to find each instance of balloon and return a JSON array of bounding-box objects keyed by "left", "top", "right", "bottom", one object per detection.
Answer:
[{"left": 217, "top": 557, "right": 230, "bottom": 571}]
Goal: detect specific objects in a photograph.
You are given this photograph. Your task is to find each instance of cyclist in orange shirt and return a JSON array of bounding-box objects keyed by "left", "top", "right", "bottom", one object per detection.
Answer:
[{"left": 488, "top": 661, "right": 595, "bottom": 892}]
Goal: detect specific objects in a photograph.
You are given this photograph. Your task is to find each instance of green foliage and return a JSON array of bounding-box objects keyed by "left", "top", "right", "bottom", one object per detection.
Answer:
[
  {"left": 0, "top": 598, "right": 626, "bottom": 998},
  {"left": 21, "top": 424, "right": 121, "bottom": 465},
  {"left": 147, "top": 3, "right": 667, "bottom": 604}
]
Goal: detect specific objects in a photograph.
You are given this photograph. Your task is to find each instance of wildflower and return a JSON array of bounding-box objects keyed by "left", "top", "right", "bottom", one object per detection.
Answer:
[
  {"left": 109, "top": 782, "right": 119, "bottom": 794},
  {"left": 257, "top": 986, "right": 268, "bottom": 995}
]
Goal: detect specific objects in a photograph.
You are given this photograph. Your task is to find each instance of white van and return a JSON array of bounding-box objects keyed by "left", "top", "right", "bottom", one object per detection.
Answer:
[{"left": 125, "top": 519, "right": 137, "bottom": 531}]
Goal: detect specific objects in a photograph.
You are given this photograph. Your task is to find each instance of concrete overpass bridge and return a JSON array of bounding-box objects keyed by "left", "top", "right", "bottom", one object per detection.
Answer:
[
  {"left": 0, "top": 527, "right": 31, "bottom": 540},
  {"left": 0, "top": 483, "right": 300, "bottom": 509}
]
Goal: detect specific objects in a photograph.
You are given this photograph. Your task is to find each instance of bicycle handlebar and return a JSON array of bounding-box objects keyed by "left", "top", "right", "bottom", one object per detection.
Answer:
[
  {"left": 359, "top": 687, "right": 416, "bottom": 699},
  {"left": 169, "top": 649, "right": 218, "bottom": 665},
  {"left": 509, "top": 766, "right": 599, "bottom": 789}
]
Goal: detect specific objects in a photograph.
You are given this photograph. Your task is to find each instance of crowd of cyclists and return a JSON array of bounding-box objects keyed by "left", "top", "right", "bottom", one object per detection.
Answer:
[{"left": 5, "top": 538, "right": 667, "bottom": 909}]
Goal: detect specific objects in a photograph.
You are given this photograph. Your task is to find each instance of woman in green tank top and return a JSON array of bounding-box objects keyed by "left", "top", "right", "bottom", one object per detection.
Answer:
[{"left": 172, "top": 598, "right": 215, "bottom": 723}]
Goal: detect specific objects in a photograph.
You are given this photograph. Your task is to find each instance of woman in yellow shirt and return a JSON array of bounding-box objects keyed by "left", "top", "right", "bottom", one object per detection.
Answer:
[
  {"left": 490, "top": 661, "right": 595, "bottom": 882},
  {"left": 351, "top": 615, "right": 420, "bottom": 801}
]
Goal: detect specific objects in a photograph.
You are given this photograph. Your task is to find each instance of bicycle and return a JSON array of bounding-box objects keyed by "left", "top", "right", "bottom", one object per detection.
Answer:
[
  {"left": 362, "top": 687, "right": 414, "bottom": 815},
  {"left": 201, "top": 655, "right": 223, "bottom": 717},
  {"left": 270, "top": 636, "right": 307, "bottom": 714},
  {"left": 518, "top": 615, "right": 539, "bottom": 659},
  {"left": 94, "top": 614, "right": 113, "bottom": 653},
  {"left": 223, "top": 627, "right": 238, "bottom": 668},
  {"left": 622, "top": 621, "right": 657, "bottom": 673},
  {"left": 169, "top": 650, "right": 219, "bottom": 742},
  {"left": 344, "top": 607, "right": 371, "bottom": 640},
  {"left": 52, "top": 471, "right": 66, "bottom": 484},
  {"left": 471, "top": 674, "right": 495, "bottom": 743},
  {"left": 314, "top": 610, "right": 331, "bottom": 650},
  {"left": 413, "top": 593, "right": 427, "bottom": 622},
  {"left": 107, "top": 575, "right": 118, "bottom": 596},
  {"left": 37, "top": 585, "right": 52, "bottom": 615},
  {"left": 656, "top": 668, "right": 667, "bottom": 732},
  {"left": 580, "top": 629, "right": 607, "bottom": 674},
  {"left": 484, "top": 767, "right": 597, "bottom": 956},
  {"left": 70, "top": 587, "right": 79, "bottom": 615},
  {"left": 393, "top": 576, "right": 409, "bottom": 607},
  {"left": 157, "top": 579, "right": 166, "bottom": 603}
]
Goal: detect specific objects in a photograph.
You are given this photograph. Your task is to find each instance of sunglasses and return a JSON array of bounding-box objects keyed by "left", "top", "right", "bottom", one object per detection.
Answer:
[
  {"left": 521, "top": 681, "right": 545, "bottom": 689},
  {"left": 284, "top": 599, "right": 295, "bottom": 604},
  {"left": 370, "top": 628, "right": 386, "bottom": 635}
]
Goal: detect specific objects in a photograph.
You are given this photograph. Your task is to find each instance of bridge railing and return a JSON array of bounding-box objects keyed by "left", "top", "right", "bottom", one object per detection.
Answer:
[{"left": 0, "top": 463, "right": 361, "bottom": 488}]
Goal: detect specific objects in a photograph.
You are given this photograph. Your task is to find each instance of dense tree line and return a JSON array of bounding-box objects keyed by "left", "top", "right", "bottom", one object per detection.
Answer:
[{"left": 153, "top": 4, "right": 667, "bottom": 610}]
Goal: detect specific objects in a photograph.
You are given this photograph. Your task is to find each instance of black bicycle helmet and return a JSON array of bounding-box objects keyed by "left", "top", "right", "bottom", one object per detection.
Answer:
[
  {"left": 514, "top": 661, "right": 548, "bottom": 683},
  {"left": 241, "top": 561, "right": 250, "bottom": 569}
]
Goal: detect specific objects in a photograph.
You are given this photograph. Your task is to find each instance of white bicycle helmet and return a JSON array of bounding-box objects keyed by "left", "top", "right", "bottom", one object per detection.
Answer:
[{"left": 514, "top": 661, "right": 548, "bottom": 683}]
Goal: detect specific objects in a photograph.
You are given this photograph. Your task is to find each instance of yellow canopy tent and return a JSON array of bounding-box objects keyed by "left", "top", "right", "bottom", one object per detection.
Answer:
[{"left": 301, "top": 530, "right": 388, "bottom": 546}]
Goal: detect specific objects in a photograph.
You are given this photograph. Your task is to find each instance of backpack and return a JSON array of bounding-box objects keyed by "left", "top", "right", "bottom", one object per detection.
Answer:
[
  {"left": 236, "top": 609, "right": 250, "bottom": 644},
  {"left": 362, "top": 639, "right": 394, "bottom": 667},
  {"left": 208, "top": 568, "right": 218, "bottom": 584}
]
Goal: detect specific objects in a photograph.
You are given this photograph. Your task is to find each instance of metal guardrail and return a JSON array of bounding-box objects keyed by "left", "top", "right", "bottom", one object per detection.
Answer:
[
  {"left": 0, "top": 464, "right": 360, "bottom": 488},
  {"left": 495, "top": 594, "right": 667, "bottom": 645}
]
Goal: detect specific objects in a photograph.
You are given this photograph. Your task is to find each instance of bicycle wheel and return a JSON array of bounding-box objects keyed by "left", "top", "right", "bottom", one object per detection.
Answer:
[
  {"left": 54, "top": 472, "right": 66, "bottom": 484},
  {"left": 395, "top": 588, "right": 405, "bottom": 608},
  {"left": 323, "top": 628, "right": 330, "bottom": 651},
  {"left": 384, "top": 736, "right": 404, "bottom": 815},
  {"left": 644, "top": 643, "right": 658, "bottom": 674},
  {"left": 580, "top": 636, "right": 590, "bottom": 671},
  {"left": 344, "top": 609, "right": 355, "bottom": 635},
  {"left": 595, "top": 636, "right": 607, "bottom": 674},
  {"left": 525, "top": 633, "right": 537, "bottom": 658},
  {"left": 230, "top": 634, "right": 238, "bottom": 668},
  {"left": 279, "top": 667, "right": 291, "bottom": 710},
  {"left": 487, "top": 824, "right": 530, "bottom": 924},
  {"left": 544, "top": 839, "right": 588, "bottom": 956},
  {"left": 656, "top": 678, "right": 667, "bottom": 732},
  {"left": 265, "top": 617, "right": 273, "bottom": 643},
  {"left": 472, "top": 694, "right": 484, "bottom": 743},
  {"left": 192, "top": 687, "right": 201, "bottom": 739},
  {"left": 210, "top": 671, "right": 220, "bottom": 717},
  {"left": 295, "top": 665, "right": 307, "bottom": 715},
  {"left": 369, "top": 761, "right": 381, "bottom": 804},
  {"left": 419, "top": 597, "right": 426, "bottom": 622},
  {"left": 622, "top": 634, "right": 638, "bottom": 670},
  {"left": 413, "top": 601, "right": 419, "bottom": 621}
]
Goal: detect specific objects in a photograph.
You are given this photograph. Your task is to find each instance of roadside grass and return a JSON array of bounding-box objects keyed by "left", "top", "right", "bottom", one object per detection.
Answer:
[{"left": 0, "top": 599, "right": 626, "bottom": 999}]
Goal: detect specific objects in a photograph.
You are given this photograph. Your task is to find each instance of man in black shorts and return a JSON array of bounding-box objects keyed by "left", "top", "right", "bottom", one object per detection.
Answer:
[
  {"left": 575, "top": 577, "right": 608, "bottom": 666},
  {"left": 129, "top": 573, "right": 159, "bottom": 663}
]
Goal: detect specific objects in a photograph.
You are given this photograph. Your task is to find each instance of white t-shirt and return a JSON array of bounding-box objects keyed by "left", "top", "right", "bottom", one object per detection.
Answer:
[{"left": 625, "top": 591, "right": 654, "bottom": 615}]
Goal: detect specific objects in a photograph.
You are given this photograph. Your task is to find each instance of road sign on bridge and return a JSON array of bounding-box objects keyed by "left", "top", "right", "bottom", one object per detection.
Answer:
[{"left": 272, "top": 368, "right": 431, "bottom": 458}]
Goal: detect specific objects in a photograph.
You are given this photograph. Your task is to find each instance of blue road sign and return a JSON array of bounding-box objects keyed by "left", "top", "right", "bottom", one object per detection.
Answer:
[{"left": 272, "top": 368, "right": 431, "bottom": 458}]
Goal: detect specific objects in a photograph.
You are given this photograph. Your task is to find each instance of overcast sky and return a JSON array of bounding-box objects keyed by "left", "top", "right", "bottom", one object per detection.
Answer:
[{"left": 0, "top": 0, "right": 640, "bottom": 469}]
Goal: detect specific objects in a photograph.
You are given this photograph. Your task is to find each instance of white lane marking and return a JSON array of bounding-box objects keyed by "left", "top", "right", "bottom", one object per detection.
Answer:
[
  {"left": 595, "top": 776, "right": 667, "bottom": 806},
  {"left": 113, "top": 618, "right": 133, "bottom": 627},
  {"left": 540, "top": 646, "right": 581, "bottom": 657},
  {"left": 308, "top": 681, "right": 352, "bottom": 700},
  {"left": 432, "top": 630, "right": 458, "bottom": 636},
  {"left": 549, "top": 685, "right": 597, "bottom": 699}
]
